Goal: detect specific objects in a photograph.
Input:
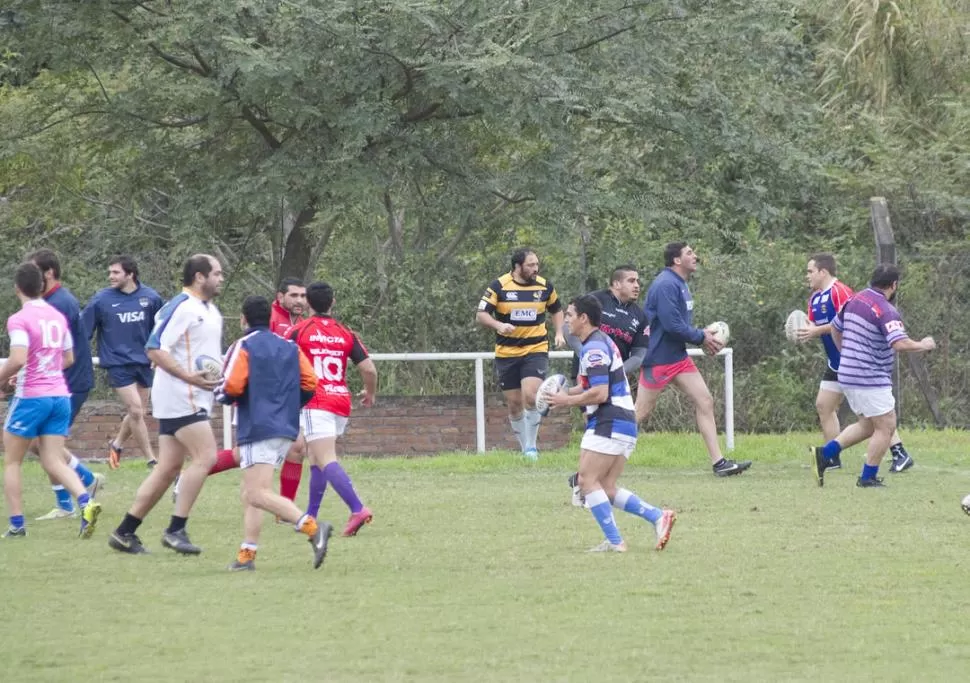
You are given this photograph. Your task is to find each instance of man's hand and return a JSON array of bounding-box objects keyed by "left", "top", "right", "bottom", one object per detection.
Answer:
[
  {"left": 795, "top": 326, "right": 817, "bottom": 343},
  {"left": 702, "top": 329, "right": 724, "bottom": 356},
  {"left": 920, "top": 336, "right": 936, "bottom": 351},
  {"left": 496, "top": 322, "right": 515, "bottom": 335},
  {"left": 544, "top": 388, "right": 569, "bottom": 409},
  {"left": 187, "top": 371, "right": 221, "bottom": 390},
  {"left": 358, "top": 389, "right": 375, "bottom": 407},
  {"left": 554, "top": 331, "right": 566, "bottom": 348}
]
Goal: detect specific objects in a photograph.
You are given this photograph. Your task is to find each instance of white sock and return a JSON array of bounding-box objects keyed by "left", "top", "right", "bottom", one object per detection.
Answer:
[
  {"left": 522, "top": 409, "right": 541, "bottom": 451},
  {"left": 68, "top": 454, "right": 80, "bottom": 469},
  {"left": 509, "top": 413, "right": 526, "bottom": 451}
]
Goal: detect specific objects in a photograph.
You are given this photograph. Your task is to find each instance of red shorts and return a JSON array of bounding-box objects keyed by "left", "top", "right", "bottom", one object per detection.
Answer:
[{"left": 639, "top": 357, "right": 698, "bottom": 391}]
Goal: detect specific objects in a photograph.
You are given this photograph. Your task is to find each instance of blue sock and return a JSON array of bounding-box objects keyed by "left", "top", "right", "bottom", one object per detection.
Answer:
[
  {"left": 586, "top": 489, "right": 623, "bottom": 545},
  {"left": 77, "top": 493, "right": 90, "bottom": 509},
  {"left": 53, "top": 486, "right": 74, "bottom": 512},
  {"left": 10, "top": 515, "right": 24, "bottom": 529},
  {"left": 613, "top": 488, "right": 663, "bottom": 524},
  {"left": 861, "top": 464, "right": 879, "bottom": 480},
  {"left": 821, "top": 440, "right": 842, "bottom": 462},
  {"left": 70, "top": 455, "right": 95, "bottom": 488}
]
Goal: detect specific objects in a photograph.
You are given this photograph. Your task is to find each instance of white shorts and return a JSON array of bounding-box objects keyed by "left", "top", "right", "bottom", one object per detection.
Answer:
[
  {"left": 819, "top": 380, "right": 843, "bottom": 394},
  {"left": 239, "top": 437, "right": 292, "bottom": 469},
  {"left": 842, "top": 387, "right": 895, "bottom": 418},
  {"left": 300, "top": 409, "right": 348, "bottom": 442},
  {"left": 580, "top": 430, "right": 636, "bottom": 459}
]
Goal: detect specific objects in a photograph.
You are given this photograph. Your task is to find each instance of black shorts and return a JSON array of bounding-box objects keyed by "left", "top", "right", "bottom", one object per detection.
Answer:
[
  {"left": 106, "top": 364, "right": 154, "bottom": 389},
  {"left": 158, "top": 409, "right": 209, "bottom": 437},
  {"left": 494, "top": 353, "right": 548, "bottom": 391},
  {"left": 822, "top": 367, "right": 838, "bottom": 384}
]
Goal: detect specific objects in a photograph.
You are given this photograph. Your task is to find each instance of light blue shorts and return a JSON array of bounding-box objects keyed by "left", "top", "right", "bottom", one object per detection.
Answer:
[{"left": 4, "top": 396, "right": 72, "bottom": 439}]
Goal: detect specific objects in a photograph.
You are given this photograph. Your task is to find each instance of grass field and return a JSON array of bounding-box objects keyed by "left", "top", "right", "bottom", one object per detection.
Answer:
[{"left": 2, "top": 430, "right": 969, "bottom": 682}]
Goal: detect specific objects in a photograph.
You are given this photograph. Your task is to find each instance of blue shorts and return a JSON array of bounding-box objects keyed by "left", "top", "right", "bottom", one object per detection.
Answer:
[
  {"left": 106, "top": 364, "right": 154, "bottom": 389},
  {"left": 4, "top": 396, "right": 72, "bottom": 439},
  {"left": 70, "top": 391, "right": 89, "bottom": 426}
]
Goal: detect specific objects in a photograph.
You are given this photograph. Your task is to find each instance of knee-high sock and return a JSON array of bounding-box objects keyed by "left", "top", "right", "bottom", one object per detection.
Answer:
[
  {"left": 522, "top": 409, "right": 541, "bottom": 451},
  {"left": 69, "top": 454, "right": 95, "bottom": 488},
  {"left": 306, "top": 465, "right": 329, "bottom": 518},
  {"left": 509, "top": 413, "right": 526, "bottom": 451},
  {"left": 323, "top": 462, "right": 363, "bottom": 514},
  {"left": 209, "top": 449, "right": 239, "bottom": 475},
  {"left": 586, "top": 489, "right": 623, "bottom": 545},
  {"left": 280, "top": 460, "right": 303, "bottom": 502},
  {"left": 613, "top": 488, "right": 662, "bottom": 524}
]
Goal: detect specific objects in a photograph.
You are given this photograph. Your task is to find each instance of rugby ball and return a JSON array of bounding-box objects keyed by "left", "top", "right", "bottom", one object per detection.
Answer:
[
  {"left": 194, "top": 355, "right": 223, "bottom": 382},
  {"left": 706, "top": 321, "right": 730, "bottom": 346},
  {"left": 962, "top": 493, "right": 970, "bottom": 516},
  {"left": 785, "top": 309, "right": 811, "bottom": 343},
  {"left": 535, "top": 374, "right": 567, "bottom": 417}
]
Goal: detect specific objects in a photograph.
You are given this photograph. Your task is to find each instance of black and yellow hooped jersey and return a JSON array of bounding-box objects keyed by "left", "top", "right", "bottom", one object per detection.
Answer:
[{"left": 478, "top": 272, "right": 562, "bottom": 358}]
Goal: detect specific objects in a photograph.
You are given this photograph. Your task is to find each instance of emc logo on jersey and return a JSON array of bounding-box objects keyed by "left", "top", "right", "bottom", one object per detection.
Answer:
[{"left": 117, "top": 311, "right": 146, "bottom": 323}]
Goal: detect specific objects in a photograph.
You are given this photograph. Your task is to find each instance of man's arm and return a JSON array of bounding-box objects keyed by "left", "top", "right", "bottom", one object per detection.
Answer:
[
  {"left": 655, "top": 283, "right": 704, "bottom": 344},
  {"left": 80, "top": 294, "right": 99, "bottom": 341},
  {"left": 0, "top": 345, "right": 26, "bottom": 386},
  {"left": 549, "top": 309, "right": 565, "bottom": 348},
  {"left": 891, "top": 336, "right": 935, "bottom": 353},
  {"left": 623, "top": 347, "right": 647, "bottom": 374},
  {"left": 147, "top": 348, "right": 219, "bottom": 389},
  {"left": 356, "top": 358, "right": 378, "bottom": 407},
  {"left": 475, "top": 310, "right": 514, "bottom": 335}
]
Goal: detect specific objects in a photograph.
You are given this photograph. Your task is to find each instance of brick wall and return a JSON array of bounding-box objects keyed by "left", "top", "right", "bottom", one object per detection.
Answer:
[{"left": 0, "top": 395, "right": 573, "bottom": 462}]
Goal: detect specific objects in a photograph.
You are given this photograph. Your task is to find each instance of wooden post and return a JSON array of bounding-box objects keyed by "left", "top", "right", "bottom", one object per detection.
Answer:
[{"left": 870, "top": 197, "right": 945, "bottom": 427}]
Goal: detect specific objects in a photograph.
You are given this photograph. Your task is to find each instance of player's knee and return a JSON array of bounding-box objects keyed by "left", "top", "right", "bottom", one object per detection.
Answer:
[
  {"left": 695, "top": 392, "right": 715, "bottom": 415},
  {"left": 127, "top": 402, "right": 145, "bottom": 422}
]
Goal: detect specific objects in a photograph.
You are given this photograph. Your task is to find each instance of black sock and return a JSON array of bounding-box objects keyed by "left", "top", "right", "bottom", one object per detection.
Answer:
[
  {"left": 116, "top": 513, "right": 142, "bottom": 536},
  {"left": 713, "top": 458, "right": 726, "bottom": 468},
  {"left": 890, "top": 443, "right": 906, "bottom": 457},
  {"left": 167, "top": 515, "right": 188, "bottom": 534}
]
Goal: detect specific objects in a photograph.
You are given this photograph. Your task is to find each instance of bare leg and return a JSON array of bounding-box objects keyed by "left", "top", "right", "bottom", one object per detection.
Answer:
[
  {"left": 672, "top": 372, "right": 722, "bottom": 464},
  {"left": 171, "top": 421, "right": 218, "bottom": 518},
  {"left": 816, "top": 388, "right": 843, "bottom": 442},
  {"left": 128, "top": 436, "right": 184, "bottom": 519}
]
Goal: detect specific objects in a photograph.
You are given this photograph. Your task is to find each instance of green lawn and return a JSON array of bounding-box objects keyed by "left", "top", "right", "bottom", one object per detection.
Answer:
[{"left": 2, "top": 431, "right": 969, "bottom": 682}]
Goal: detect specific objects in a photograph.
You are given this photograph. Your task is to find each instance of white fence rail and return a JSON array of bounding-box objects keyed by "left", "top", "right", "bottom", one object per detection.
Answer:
[
  {"left": 369, "top": 349, "right": 735, "bottom": 453},
  {"left": 2, "top": 348, "right": 735, "bottom": 453}
]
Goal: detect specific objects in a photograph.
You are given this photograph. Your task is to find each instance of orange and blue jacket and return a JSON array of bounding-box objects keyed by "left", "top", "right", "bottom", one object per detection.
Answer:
[{"left": 216, "top": 326, "right": 317, "bottom": 445}]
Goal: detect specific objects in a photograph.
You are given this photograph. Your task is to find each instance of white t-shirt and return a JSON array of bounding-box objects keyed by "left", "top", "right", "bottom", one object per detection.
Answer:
[{"left": 145, "top": 290, "right": 223, "bottom": 419}]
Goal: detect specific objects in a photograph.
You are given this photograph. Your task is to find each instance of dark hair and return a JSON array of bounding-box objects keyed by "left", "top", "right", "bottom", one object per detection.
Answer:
[
  {"left": 610, "top": 264, "right": 638, "bottom": 285},
  {"left": 110, "top": 255, "right": 139, "bottom": 281},
  {"left": 570, "top": 294, "right": 602, "bottom": 328},
  {"left": 182, "top": 254, "right": 214, "bottom": 286},
  {"left": 663, "top": 242, "right": 687, "bottom": 268},
  {"left": 15, "top": 262, "right": 44, "bottom": 298},
  {"left": 306, "top": 281, "right": 334, "bottom": 315},
  {"left": 241, "top": 295, "right": 271, "bottom": 327},
  {"left": 28, "top": 248, "right": 61, "bottom": 280},
  {"left": 870, "top": 263, "right": 901, "bottom": 289},
  {"left": 510, "top": 248, "right": 535, "bottom": 271},
  {"left": 810, "top": 253, "right": 837, "bottom": 277},
  {"left": 278, "top": 277, "right": 304, "bottom": 294}
]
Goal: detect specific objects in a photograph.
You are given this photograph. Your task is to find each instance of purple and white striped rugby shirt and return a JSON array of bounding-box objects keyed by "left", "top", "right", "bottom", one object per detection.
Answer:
[{"left": 832, "top": 288, "right": 908, "bottom": 388}]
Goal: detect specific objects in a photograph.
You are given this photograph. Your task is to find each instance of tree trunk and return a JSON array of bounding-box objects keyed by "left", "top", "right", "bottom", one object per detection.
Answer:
[{"left": 277, "top": 204, "right": 317, "bottom": 282}]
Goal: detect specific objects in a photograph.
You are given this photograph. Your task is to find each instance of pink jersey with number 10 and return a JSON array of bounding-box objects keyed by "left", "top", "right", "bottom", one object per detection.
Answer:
[{"left": 6, "top": 300, "right": 74, "bottom": 398}]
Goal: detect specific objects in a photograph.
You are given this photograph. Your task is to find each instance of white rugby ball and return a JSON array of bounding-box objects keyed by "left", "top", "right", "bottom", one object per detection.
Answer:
[
  {"left": 194, "top": 354, "right": 223, "bottom": 382},
  {"left": 961, "top": 493, "right": 970, "bottom": 516},
  {"left": 535, "top": 374, "right": 567, "bottom": 417},
  {"left": 706, "top": 321, "right": 730, "bottom": 346},
  {"left": 785, "top": 309, "right": 811, "bottom": 342}
]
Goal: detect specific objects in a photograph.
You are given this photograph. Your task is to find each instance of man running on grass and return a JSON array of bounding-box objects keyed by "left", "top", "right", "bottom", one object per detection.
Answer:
[{"left": 217, "top": 295, "right": 331, "bottom": 571}]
